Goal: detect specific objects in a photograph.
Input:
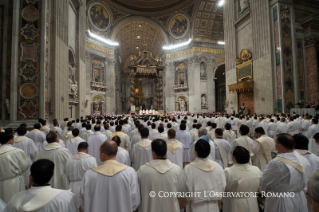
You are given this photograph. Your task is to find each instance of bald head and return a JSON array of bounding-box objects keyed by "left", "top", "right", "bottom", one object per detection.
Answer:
[{"left": 100, "top": 140, "right": 118, "bottom": 158}]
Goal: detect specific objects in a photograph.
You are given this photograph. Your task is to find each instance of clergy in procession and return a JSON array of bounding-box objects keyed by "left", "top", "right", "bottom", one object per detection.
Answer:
[
  {"left": 40, "top": 119, "right": 51, "bottom": 135},
  {"left": 223, "top": 146, "right": 262, "bottom": 212},
  {"left": 26, "top": 123, "right": 46, "bottom": 150},
  {"left": 208, "top": 123, "right": 217, "bottom": 140},
  {"left": 112, "top": 136, "right": 131, "bottom": 166},
  {"left": 61, "top": 126, "right": 74, "bottom": 144},
  {"left": 307, "top": 118, "right": 319, "bottom": 154},
  {"left": 301, "top": 116, "right": 311, "bottom": 136},
  {"left": 313, "top": 133, "right": 319, "bottom": 156},
  {"left": 132, "top": 128, "right": 153, "bottom": 171},
  {"left": 52, "top": 119, "right": 63, "bottom": 136},
  {"left": 287, "top": 116, "right": 297, "bottom": 136},
  {"left": 189, "top": 128, "right": 215, "bottom": 162},
  {"left": 0, "top": 133, "right": 32, "bottom": 203},
  {"left": 149, "top": 123, "right": 159, "bottom": 141},
  {"left": 13, "top": 126, "right": 38, "bottom": 187},
  {"left": 3, "top": 159, "right": 79, "bottom": 212},
  {"left": 137, "top": 139, "right": 181, "bottom": 212},
  {"left": 189, "top": 124, "right": 198, "bottom": 143},
  {"left": 36, "top": 132, "right": 73, "bottom": 190},
  {"left": 260, "top": 133, "right": 310, "bottom": 212},
  {"left": 267, "top": 119, "right": 277, "bottom": 138},
  {"left": 65, "top": 142, "right": 97, "bottom": 203},
  {"left": 231, "top": 125, "right": 254, "bottom": 156},
  {"left": 81, "top": 141, "right": 140, "bottom": 212},
  {"left": 180, "top": 139, "right": 226, "bottom": 212},
  {"left": 66, "top": 128, "right": 85, "bottom": 155},
  {"left": 80, "top": 124, "right": 94, "bottom": 142},
  {"left": 166, "top": 129, "right": 184, "bottom": 169},
  {"left": 102, "top": 123, "right": 112, "bottom": 140},
  {"left": 307, "top": 170, "right": 319, "bottom": 212},
  {"left": 42, "top": 129, "right": 65, "bottom": 148},
  {"left": 153, "top": 125, "right": 168, "bottom": 141},
  {"left": 223, "top": 123, "right": 236, "bottom": 144},
  {"left": 131, "top": 124, "right": 144, "bottom": 149},
  {"left": 129, "top": 121, "right": 141, "bottom": 141},
  {"left": 275, "top": 117, "right": 288, "bottom": 135},
  {"left": 213, "top": 128, "right": 232, "bottom": 168},
  {"left": 176, "top": 123, "right": 192, "bottom": 162},
  {"left": 258, "top": 117, "right": 268, "bottom": 136},
  {"left": 253, "top": 127, "right": 276, "bottom": 171},
  {"left": 112, "top": 125, "right": 131, "bottom": 151},
  {"left": 88, "top": 124, "right": 107, "bottom": 166}
]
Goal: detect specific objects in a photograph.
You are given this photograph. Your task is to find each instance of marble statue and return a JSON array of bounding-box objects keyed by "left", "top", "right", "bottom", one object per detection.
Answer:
[
  {"left": 180, "top": 101, "right": 187, "bottom": 111},
  {"left": 240, "top": 0, "right": 249, "bottom": 11},
  {"left": 93, "top": 100, "right": 102, "bottom": 113},
  {"left": 201, "top": 94, "right": 208, "bottom": 108},
  {"left": 200, "top": 62, "right": 206, "bottom": 77},
  {"left": 179, "top": 73, "right": 185, "bottom": 84},
  {"left": 69, "top": 65, "right": 78, "bottom": 99}
]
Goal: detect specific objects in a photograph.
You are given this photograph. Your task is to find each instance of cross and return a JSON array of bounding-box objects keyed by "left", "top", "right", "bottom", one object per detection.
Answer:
[{"left": 70, "top": 106, "right": 73, "bottom": 118}]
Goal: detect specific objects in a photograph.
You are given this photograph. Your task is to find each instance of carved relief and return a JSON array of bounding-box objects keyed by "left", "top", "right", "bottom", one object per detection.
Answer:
[
  {"left": 240, "top": 0, "right": 250, "bottom": 11},
  {"left": 200, "top": 62, "right": 207, "bottom": 79},
  {"left": 201, "top": 94, "right": 208, "bottom": 108},
  {"left": 21, "top": 24, "right": 38, "bottom": 40}
]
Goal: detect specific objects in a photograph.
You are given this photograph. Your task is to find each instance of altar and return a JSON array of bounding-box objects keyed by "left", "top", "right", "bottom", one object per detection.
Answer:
[
  {"left": 139, "top": 109, "right": 159, "bottom": 116},
  {"left": 290, "top": 108, "right": 317, "bottom": 116}
]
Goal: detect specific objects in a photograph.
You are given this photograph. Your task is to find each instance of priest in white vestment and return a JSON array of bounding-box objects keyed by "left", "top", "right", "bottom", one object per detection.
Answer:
[
  {"left": 180, "top": 139, "right": 226, "bottom": 212},
  {"left": 102, "top": 123, "right": 112, "bottom": 140},
  {"left": 189, "top": 124, "right": 198, "bottom": 143},
  {"left": 87, "top": 125, "right": 107, "bottom": 166},
  {"left": 213, "top": 128, "right": 232, "bottom": 168},
  {"left": 112, "top": 136, "right": 131, "bottom": 166},
  {"left": 166, "top": 129, "right": 184, "bottom": 169},
  {"left": 80, "top": 124, "right": 94, "bottom": 142},
  {"left": 81, "top": 141, "right": 140, "bottom": 212},
  {"left": 208, "top": 123, "right": 217, "bottom": 140},
  {"left": 65, "top": 142, "right": 97, "bottom": 203},
  {"left": 267, "top": 119, "right": 277, "bottom": 138},
  {"left": 132, "top": 128, "right": 153, "bottom": 171},
  {"left": 149, "top": 123, "right": 159, "bottom": 141},
  {"left": 189, "top": 128, "right": 216, "bottom": 162},
  {"left": 260, "top": 133, "right": 310, "bottom": 212},
  {"left": 137, "top": 139, "right": 181, "bottom": 212},
  {"left": 231, "top": 125, "right": 254, "bottom": 156},
  {"left": 13, "top": 126, "right": 38, "bottom": 187},
  {"left": 223, "top": 146, "right": 262, "bottom": 212},
  {"left": 258, "top": 118, "right": 269, "bottom": 135},
  {"left": 307, "top": 118, "right": 319, "bottom": 154},
  {"left": 307, "top": 170, "right": 319, "bottom": 212},
  {"left": 0, "top": 133, "right": 32, "bottom": 203},
  {"left": 176, "top": 123, "right": 192, "bottom": 162},
  {"left": 25, "top": 123, "right": 46, "bottom": 151},
  {"left": 112, "top": 125, "right": 131, "bottom": 152},
  {"left": 223, "top": 123, "right": 236, "bottom": 144},
  {"left": 287, "top": 117, "right": 297, "bottom": 136},
  {"left": 4, "top": 159, "right": 79, "bottom": 212},
  {"left": 40, "top": 120, "right": 51, "bottom": 136},
  {"left": 36, "top": 132, "right": 73, "bottom": 190},
  {"left": 253, "top": 127, "right": 276, "bottom": 171},
  {"left": 61, "top": 126, "right": 74, "bottom": 144},
  {"left": 275, "top": 118, "right": 288, "bottom": 135},
  {"left": 301, "top": 117, "right": 311, "bottom": 136},
  {"left": 153, "top": 126, "right": 168, "bottom": 142},
  {"left": 66, "top": 128, "right": 85, "bottom": 155}
]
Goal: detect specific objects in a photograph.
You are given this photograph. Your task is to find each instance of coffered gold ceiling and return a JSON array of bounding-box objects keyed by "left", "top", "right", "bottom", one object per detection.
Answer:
[
  {"left": 192, "top": 0, "right": 224, "bottom": 42},
  {"left": 113, "top": 20, "right": 168, "bottom": 67},
  {"left": 106, "top": 0, "right": 194, "bottom": 16}
]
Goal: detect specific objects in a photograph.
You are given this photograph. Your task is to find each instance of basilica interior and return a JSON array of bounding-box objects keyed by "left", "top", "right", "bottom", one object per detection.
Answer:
[{"left": 0, "top": 0, "right": 319, "bottom": 127}]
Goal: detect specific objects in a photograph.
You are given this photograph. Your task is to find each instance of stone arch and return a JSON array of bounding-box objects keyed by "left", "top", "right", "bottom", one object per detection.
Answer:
[{"left": 214, "top": 64, "right": 226, "bottom": 112}]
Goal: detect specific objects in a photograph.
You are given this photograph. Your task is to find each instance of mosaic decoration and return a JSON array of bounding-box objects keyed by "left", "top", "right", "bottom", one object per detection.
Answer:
[
  {"left": 19, "top": 100, "right": 38, "bottom": 118},
  {"left": 21, "top": 24, "right": 38, "bottom": 40},
  {"left": 168, "top": 13, "right": 190, "bottom": 39},
  {"left": 88, "top": 2, "right": 111, "bottom": 32},
  {"left": 18, "top": 0, "right": 40, "bottom": 119},
  {"left": 281, "top": 6, "right": 294, "bottom": 111},
  {"left": 22, "top": 5, "right": 39, "bottom": 21},
  {"left": 20, "top": 83, "right": 38, "bottom": 99},
  {"left": 20, "top": 64, "right": 38, "bottom": 81}
]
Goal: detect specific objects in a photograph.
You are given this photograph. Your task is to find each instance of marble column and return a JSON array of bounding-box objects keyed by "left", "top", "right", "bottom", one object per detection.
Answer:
[
  {"left": 305, "top": 37, "right": 319, "bottom": 103},
  {"left": 105, "top": 58, "right": 116, "bottom": 113},
  {"left": 207, "top": 58, "right": 215, "bottom": 111},
  {"left": 165, "top": 62, "right": 175, "bottom": 112}
]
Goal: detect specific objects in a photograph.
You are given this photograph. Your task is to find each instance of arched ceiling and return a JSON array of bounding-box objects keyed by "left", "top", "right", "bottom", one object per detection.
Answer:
[
  {"left": 107, "top": 0, "right": 194, "bottom": 16},
  {"left": 192, "top": 0, "right": 224, "bottom": 42},
  {"left": 112, "top": 18, "right": 169, "bottom": 67}
]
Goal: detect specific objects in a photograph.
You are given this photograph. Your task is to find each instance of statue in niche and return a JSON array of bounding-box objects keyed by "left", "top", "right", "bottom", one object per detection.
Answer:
[
  {"left": 69, "top": 65, "right": 78, "bottom": 99},
  {"left": 129, "top": 54, "right": 136, "bottom": 65},
  {"left": 200, "top": 62, "right": 206, "bottom": 77},
  {"left": 201, "top": 94, "right": 208, "bottom": 108},
  {"left": 93, "top": 100, "right": 102, "bottom": 113},
  {"left": 179, "top": 73, "right": 185, "bottom": 85},
  {"left": 180, "top": 101, "right": 187, "bottom": 111},
  {"left": 240, "top": 0, "right": 249, "bottom": 11},
  {"left": 93, "top": 68, "right": 100, "bottom": 82}
]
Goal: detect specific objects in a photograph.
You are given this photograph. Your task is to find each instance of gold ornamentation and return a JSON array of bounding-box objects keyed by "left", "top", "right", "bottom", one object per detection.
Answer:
[
  {"left": 228, "top": 81, "right": 254, "bottom": 93},
  {"left": 236, "top": 49, "right": 253, "bottom": 82},
  {"left": 20, "top": 83, "right": 38, "bottom": 99},
  {"left": 166, "top": 47, "right": 225, "bottom": 59},
  {"left": 86, "top": 40, "right": 114, "bottom": 55}
]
